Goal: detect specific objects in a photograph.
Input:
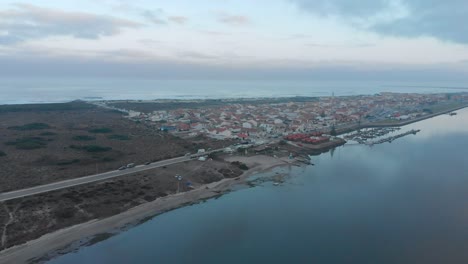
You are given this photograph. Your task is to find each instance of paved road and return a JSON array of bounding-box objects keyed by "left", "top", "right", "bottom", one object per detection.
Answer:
[{"left": 0, "top": 154, "right": 208, "bottom": 202}]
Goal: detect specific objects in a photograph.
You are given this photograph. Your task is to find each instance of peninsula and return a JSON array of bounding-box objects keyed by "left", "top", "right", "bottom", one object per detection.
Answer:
[{"left": 0, "top": 92, "right": 467, "bottom": 263}]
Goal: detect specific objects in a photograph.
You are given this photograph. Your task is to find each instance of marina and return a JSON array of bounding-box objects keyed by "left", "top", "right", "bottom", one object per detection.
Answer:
[
  {"left": 365, "top": 129, "right": 421, "bottom": 146},
  {"left": 344, "top": 127, "right": 421, "bottom": 146}
]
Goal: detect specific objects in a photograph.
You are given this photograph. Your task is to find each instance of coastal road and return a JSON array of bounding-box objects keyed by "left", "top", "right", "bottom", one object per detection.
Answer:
[{"left": 0, "top": 150, "right": 221, "bottom": 202}]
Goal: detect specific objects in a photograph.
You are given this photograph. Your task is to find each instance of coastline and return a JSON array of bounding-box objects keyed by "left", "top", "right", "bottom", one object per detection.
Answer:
[
  {"left": 335, "top": 104, "right": 467, "bottom": 135},
  {"left": 0, "top": 155, "right": 290, "bottom": 264},
  {"left": 0, "top": 105, "right": 465, "bottom": 264}
]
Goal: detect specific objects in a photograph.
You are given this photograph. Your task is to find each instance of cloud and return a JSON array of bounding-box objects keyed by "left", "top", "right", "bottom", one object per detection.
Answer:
[
  {"left": 0, "top": 3, "right": 141, "bottom": 45},
  {"left": 290, "top": 0, "right": 468, "bottom": 44},
  {"left": 217, "top": 12, "right": 250, "bottom": 26},
  {"left": 306, "top": 42, "right": 376, "bottom": 48},
  {"left": 0, "top": 50, "right": 468, "bottom": 83},
  {"left": 178, "top": 51, "right": 217, "bottom": 60},
  {"left": 141, "top": 9, "right": 166, "bottom": 24},
  {"left": 168, "top": 16, "right": 188, "bottom": 25},
  {"left": 291, "top": 0, "right": 391, "bottom": 18},
  {"left": 372, "top": 0, "right": 468, "bottom": 44}
]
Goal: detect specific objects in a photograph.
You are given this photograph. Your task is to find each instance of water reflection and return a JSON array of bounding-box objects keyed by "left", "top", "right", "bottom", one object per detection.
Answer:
[{"left": 50, "top": 108, "right": 468, "bottom": 264}]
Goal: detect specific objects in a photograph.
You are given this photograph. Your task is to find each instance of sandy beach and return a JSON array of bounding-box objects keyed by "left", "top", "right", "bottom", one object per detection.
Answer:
[{"left": 0, "top": 155, "right": 290, "bottom": 264}]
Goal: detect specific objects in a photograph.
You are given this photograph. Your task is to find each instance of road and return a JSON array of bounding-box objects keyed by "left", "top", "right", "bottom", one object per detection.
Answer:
[{"left": 0, "top": 150, "right": 220, "bottom": 202}]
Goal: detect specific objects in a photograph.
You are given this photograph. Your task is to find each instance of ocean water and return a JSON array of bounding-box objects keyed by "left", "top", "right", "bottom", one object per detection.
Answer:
[
  {"left": 1, "top": 78, "right": 468, "bottom": 104},
  {"left": 48, "top": 108, "right": 468, "bottom": 264}
]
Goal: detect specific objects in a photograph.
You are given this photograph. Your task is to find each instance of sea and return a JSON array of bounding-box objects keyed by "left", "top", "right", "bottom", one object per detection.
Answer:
[
  {"left": 1, "top": 77, "right": 468, "bottom": 104},
  {"left": 47, "top": 106, "right": 468, "bottom": 263}
]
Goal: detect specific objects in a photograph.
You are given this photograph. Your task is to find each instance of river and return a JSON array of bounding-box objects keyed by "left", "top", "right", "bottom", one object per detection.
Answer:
[{"left": 49, "top": 108, "right": 468, "bottom": 264}]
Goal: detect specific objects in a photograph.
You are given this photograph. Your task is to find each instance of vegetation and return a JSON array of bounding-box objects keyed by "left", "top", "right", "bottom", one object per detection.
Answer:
[
  {"left": 8, "top": 123, "right": 50, "bottom": 131},
  {"left": 231, "top": 161, "right": 249, "bottom": 170},
  {"left": 40, "top": 131, "right": 57, "bottom": 136},
  {"left": 107, "top": 134, "right": 130, "bottom": 140},
  {"left": 101, "top": 157, "right": 116, "bottom": 162},
  {"left": 88, "top": 128, "right": 113, "bottom": 134},
  {"left": 72, "top": 135, "right": 96, "bottom": 141},
  {"left": 5, "top": 137, "right": 48, "bottom": 150},
  {"left": 54, "top": 207, "right": 75, "bottom": 219},
  {"left": 70, "top": 145, "right": 112, "bottom": 153},
  {"left": 0, "top": 150, "right": 6, "bottom": 157},
  {"left": 0, "top": 101, "right": 95, "bottom": 113},
  {"left": 56, "top": 159, "right": 81, "bottom": 166},
  {"left": 238, "top": 163, "right": 249, "bottom": 170},
  {"left": 109, "top": 97, "right": 319, "bottom": 112}
]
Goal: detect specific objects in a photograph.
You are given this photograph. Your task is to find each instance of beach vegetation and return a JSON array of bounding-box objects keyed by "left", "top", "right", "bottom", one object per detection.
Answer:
[
  {"left": 70, "top": 145, "right": 112, "bottom": 152},
  {"left": 107, "top": 134, "right": 130, "bottom": 140},
  {"left": 88, "top": 127, "right": 113, "bottom": 134},
  {"left": 56, "top": 159, "right": 81, "bottom": 166},
  {"left": 8, "top": 123, "right": 50, "bottom": 131},
  {"left": 40, "top": 131, "right": 57, "bottom": 136},
  {"left": 72, "top": 135, "right": 96, "bottom": 141},
  {"left": 5, "top": 137, "right": 48, "bottom": 150}
]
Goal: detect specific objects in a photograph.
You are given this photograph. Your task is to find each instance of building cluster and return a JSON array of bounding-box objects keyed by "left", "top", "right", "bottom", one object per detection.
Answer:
[{"left": 103, "top": 92, "right": 468, "bottom": 142}]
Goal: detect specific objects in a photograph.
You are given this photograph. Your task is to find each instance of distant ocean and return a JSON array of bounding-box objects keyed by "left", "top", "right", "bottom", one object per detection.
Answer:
[{"left": 1, "top": 77, "right": 468, "bottom": 105}]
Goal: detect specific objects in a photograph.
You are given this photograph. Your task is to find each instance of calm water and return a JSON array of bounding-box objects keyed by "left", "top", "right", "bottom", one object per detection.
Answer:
[
  {"left": 49, "top": 108, "right": 468, "bottom": 264},
  {"left": 1, "top": 78, "right": 468, "bottom": 104}
]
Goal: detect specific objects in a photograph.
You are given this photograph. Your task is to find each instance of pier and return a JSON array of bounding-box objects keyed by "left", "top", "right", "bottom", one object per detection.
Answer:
[{"left": 365, "top": 129, "right": 421, "bottom": 146}]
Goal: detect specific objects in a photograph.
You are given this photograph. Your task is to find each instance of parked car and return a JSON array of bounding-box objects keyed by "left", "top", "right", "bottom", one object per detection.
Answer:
[
  {"left": 144, "top": 162, "right": 151, "bottom": 165},
  {"left": 118, "top": 166, "right": 127, "bottom": 170},
  {"left": 126, "top": 163, "right": 136, "bottom": 168}
]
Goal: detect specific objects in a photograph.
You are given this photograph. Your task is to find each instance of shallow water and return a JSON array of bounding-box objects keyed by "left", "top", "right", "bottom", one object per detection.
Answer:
[{"left": 49, "top": 108, "right": 468, "bottom": 264}]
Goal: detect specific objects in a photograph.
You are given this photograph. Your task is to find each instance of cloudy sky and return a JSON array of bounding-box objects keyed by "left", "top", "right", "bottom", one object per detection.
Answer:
[{"left": 1, "top": 0, "right": 468, "bottom": 81}]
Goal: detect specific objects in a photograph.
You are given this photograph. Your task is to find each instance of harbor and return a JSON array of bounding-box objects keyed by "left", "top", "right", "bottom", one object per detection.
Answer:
[
  {"left": 365, "top": 129, "right": 421, "bottom": 146},
  {"left": 345, "top": 127, "right": 421, "bottom": 146}
]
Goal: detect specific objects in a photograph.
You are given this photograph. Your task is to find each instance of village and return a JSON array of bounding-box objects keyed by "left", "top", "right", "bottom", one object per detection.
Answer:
[{"left": 96, "top": 93, "right": 468, "bottom": 145}]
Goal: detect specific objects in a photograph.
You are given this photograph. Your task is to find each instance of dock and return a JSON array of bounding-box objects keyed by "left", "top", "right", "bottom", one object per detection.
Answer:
[{"left": 365, "top": 129, "right": 421, "bottom": 146}]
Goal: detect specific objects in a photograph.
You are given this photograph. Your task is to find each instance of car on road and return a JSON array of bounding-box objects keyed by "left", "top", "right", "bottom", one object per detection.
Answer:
[{"left": 126, "top": 163, "right": 136, "bottom": 168}]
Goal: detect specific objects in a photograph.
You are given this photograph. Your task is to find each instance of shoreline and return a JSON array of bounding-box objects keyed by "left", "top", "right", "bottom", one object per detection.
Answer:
[
  {"left": 335, "top": 104, "right": 467, "bottom": 135},
  {"left": 0, "top": 155, "right": 290, "bottom": 264},
  {"left": 0, "top": 105, "right": 465, "bottom": 263}
]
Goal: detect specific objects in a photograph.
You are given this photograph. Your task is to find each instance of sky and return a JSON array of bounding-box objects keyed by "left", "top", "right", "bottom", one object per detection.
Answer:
[{"left": 1, "top": 0, "right": 468, "bottom": 81}]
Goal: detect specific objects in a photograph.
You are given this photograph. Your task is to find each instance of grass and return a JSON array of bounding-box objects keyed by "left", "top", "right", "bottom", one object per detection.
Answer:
[
  {"left": 8, "top": 123, "right": 50, "bottom": 131},
  {"left": 72, "top": 135, "right": 96, "bottom": 141},
  {"left": 5, "top": 137, "right": 48, "bottom": 150},
  {"left": 88, "top": 128, "right": 113, "bottom": 134},
  {"left": 107, "top": 134, "right": 130, "bottom": 140},
  {"left": 70, "top": 145, "right": 112, "bottom": 153}
]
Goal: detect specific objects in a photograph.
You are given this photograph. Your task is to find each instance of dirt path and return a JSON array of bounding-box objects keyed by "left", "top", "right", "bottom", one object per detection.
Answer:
[{"left": 1, "top": 203, "right": 17, "bottom": 250}]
